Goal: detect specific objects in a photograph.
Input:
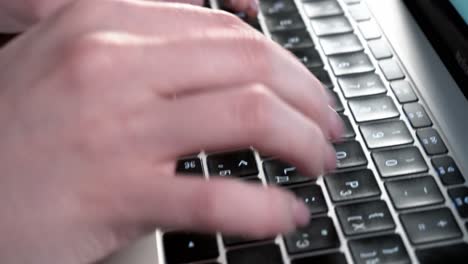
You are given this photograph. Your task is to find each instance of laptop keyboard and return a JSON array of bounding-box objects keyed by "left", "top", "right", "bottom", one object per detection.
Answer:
[{"left": 161, "top": 0, "right": 468, "bottom": 263}]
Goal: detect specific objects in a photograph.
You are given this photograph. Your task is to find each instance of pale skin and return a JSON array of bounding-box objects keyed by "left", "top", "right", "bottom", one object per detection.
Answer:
[{"left": 0, "top": 0, "right": 343, "bottom": 263}]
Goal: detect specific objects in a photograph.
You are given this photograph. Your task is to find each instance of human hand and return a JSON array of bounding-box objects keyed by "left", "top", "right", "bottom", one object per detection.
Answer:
[{"left": 0, "top": 0, "right": 342, "bottom": 263}]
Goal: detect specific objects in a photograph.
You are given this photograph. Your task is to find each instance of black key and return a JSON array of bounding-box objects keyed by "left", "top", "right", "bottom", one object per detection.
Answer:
[
  {"left": 264, "top": 159, "right": 311, "bottom": 185},
  {"left": 264, "top": 13, "right": 305, "bottom": 32},
  {"left": 310, "top": 16, "right": 353, "bottom": 36},
  {"left": 222, "top": 235, "right": 269, "bottom": 247},
  {"left": 338, "top": 73, "right": 386, "bottom": 98},
  {"left": 368, "top": 38, "right": 393, "bottom": 59},
  {"left": 271, "top": 29, "right": 314, "bottom": 49},
  {"left": 416, "top": 243, "right": 468, "bottom": 264},
  {"left": 292, "top": 48, "right": 323, "bottom": 68},
  {"left": 292, "top": 253, "right": 347, "bottom": 264},
  {"left": 207, "top": 149, "right": 258, "bottom": 178},
  {"left": 448, "top": 187, "right": 468, "bottom": 218},
  {"left": 391, "top": 80, "right": 418, "bottom": 103},
  {"left": 386, "top": 176, "right": 444, "bottom": 210},
  {"left": 303, "top": 0, "right": 343, "bottom": 18},
  {"left": 260, "top": 0, "right": 296, "bottom": 16},
  {"left": 331, "top": 91, "right": 344, "bottom": 112},
  {"left": 163, "top": 232, "right": 219, "bottom": 264},
  {"left": 400, "top": 208, "right": 462, "bottom": 244},
  {"left": 349, "top": 235, "right": 410, "bottom": 264},
  {"left": 347, "top": 3, "right": 371, "bottom": 21},
  {"left": 348, "top": 96, "right": 399, "bottom": 123},
  {"left": 227, "top": 243, "right": 283, "bottom": 264},
  {"left": 432, "top": 156, "right": 465, "bottom": 185},
  {"left": 379, "top": 59, "right": 405, "bottom": 80},
  {"left": 320, "top": 33, "right": 364, "bottom": 55},
  {"left": 403, "top": 102, "right": 432, "bottom": 128},
  {"left": 325, "top": 169, "right": 380, "bottom": 202},
  {"left": 334, "top": 141, "right": 368, "bottom": 170},
  {"left": 340, "top": 114, "right": 356, "bottom": 139},
  {"left": 372, "top": 147, "right": 428, "bottom": 178},
  {"left": 360, "top": 120, "right": 413, "bottom": 149},
  {"left": 176, "top": 157, "right": 204, "bottom": 176},
  {"left": 336, "top": 200, "right": 395, "bottom": 236},
  {"left": 358, "top": 21, "right": 381, "bottom": 40},
  {"left": 290, "top": 184, "right": 328, "bottom": 214},
  {"left": 310, "top": 68, "right": 334, "bottom": 89},
  {"left": 329, "top": 52, "right": 375, "bottom": 76},
  {"left": 417, "top": 128, "right": 448, "bottom": 155},
  {"left": 284, "top": 217, "right": 339, "bottom": 254}
]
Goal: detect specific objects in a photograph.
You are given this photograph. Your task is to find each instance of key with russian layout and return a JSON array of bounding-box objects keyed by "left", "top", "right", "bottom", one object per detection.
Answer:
[
  {"left": 336, "top": 200, "right": 395, "bottom": 236},
  {"left": 303, "top": 0, "right": 343, "bottom": 18},
  {"left": 340, "top": 114, "right": 356, "bottom": 139},
  {"left": 403, "top": 103, "right": 432, "bottom": 128},
  {"left": 310, "top": 16, "right": 353, "bottom": 36},
  {"left": 207, "top": 149, "right": 258, "bottom": 178},
  {"left": 349, "top": 235, "right": 410, "bottom": 264},
  {"left": 360, "top": 120, "right": 413, "bottom": 149},
  {"left": 284, "top": 217, "right": 339, "bottom": 254},
  {"left": 271, "top": 29, "right": 314, "bottom": 49},
  {"left": 417, "top": 128, "right": 448, "bottom": 155},
  {"left": 338, "top": 73, "right": 386, "bottom": 98},
  {"left": 310, "top": 68, "right": 334, "bottom": 89},
  {"left": 263, "top": 159, "right": 311, "bottom": 185},
  {"left": 176, "top": 157, "right": 204, "bottom": 176},
  {"left": 379, "top": 59, "right": 405, "bottom": 80},
  {"left": 163, "top": 232, "right": 219, "bottom": 264},
  {"left": 400, "top": 208, "right": 462, "bottom": 244},
  {"left": 292, "top": 48, "right": 323, "bottom": 69},
  {"left": 416, "top": 243, "right": 468, "bottom": 264},
  {"left": 385, "top": 176, "right": 444, "bottom": 210},
  {"left": 320, "top": 33, "right": 364, "bottom": 56},
  {"left": 329, "top": 52, "right": 375, "bottom": 76},
  {"left": 325, "top": 169, "right": 380, "bottom": 202},
  {"left": 390, "top": 80, "right": 418, "bottom": 103},
  {"left": 226, "top": 243, "right": 284, "bottom": 264},
  {"left": 260, "top": 0, "right": 297, "bottom": 16},
  {"left": 448, "top": 187, "right": 468, "bottom": 218},
  {"left": 330, "top": 91, "right": 344, "bottom": 112},
  {"left": 264, "top": 13, "right": 305, "bottom": 32},
  {"left": 347, "top": 3, "right": 371, "bottom": 21},
  {"left": 290, "top": 184, "right": 328, "bottom": 214},
  {"left": 368, "top": 38, "right": 393, "bottom": 59},
  {"left": 292, "top": 253, "right": 347, "bottom": 264},
  {"left": 333, "top": 141, "right": 368, "bottom": 170},
  {"left": 358, "top": 20, "right": 381, "bottom": 40},
  {"left": 372, "top": 147, "right": 428, "bottom": 178},
  {"left": 348, "top": 96, "right": 399, "bottom": 123},
  {"left": 432, "top": 156, "right": 465, "bottom": 185}
]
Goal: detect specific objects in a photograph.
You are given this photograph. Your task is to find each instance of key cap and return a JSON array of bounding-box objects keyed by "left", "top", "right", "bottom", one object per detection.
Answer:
[
  {"left": 368, "top": 38, "right": 393, "bottom": 59},
  {"left": 271, "top": 29, "right": 314, "bottom": 49},
  {"left": 329, "top": 52, "right": 375, "bottom": 76},
  {"left": 292, "top": 48, "right": 323, "bottom": 69},
  {"left": 343, "top": 0, "right": 360, "bottom": 4},
  {"left": 227, "top": 243, "right": 283, "bottom": 264},
  {"left": 347, "top": 3, "right": 371, "bottom": 21},
  {"left": 331, "top": 91, "right": 344, "bottom": 112},
  {"left": 260, "top": 0, "right": 297, "bottom": 16},
  {"left": 349, "top": 235, "right": 410, "bottom": 264},
  {"left": 303, "top": 0, "right": 343, "bottom": 18},
  {"left": 390, "top": 80, "right": 418, "bottom": 103},
  {"left": 358, "top": 20, "right": 381, "bottom": 40},
  {"left": 340, "top": 114, "right": 356, "bottom": 139},
  {"left": 222, "top": 235, "right": 270, "bottom": 247},
  {"left": 310, "top": 68, "right": 334, "bottom": 89},
  {"left": 372, "top": 147, "right": 428, "bottom": 178},
  {"left": 416, "top": 243, "right": 468, "bottom": 264},
  {"left": 284, "top": 217, "right": 339, "bottom": 254},
  {"left": 336, "top": 200, "right": 395, "bottom": 236},
  {"left": 448, "top": 187, "right": 468, "bottom": 218},
  {"left": 379, "top": 59, "right": 405, "bottom": 80},
  {"left": 290, "top": 184, "right": 328, "bottom": 214},
  {"left": 348, "top": 96, "right": 399, "bottom": 123},
  {"left": 385, "top": 176, "right": 444, "bottom": 210},
  {"left": 310, "top": 16, "right": 353, "bottom": 36},
  {"left": 320, "top": 33, "right": 364, "bottom": 55},
  {"left": 417, "top": 128, "right": 448, "bottom": 155},
  {"left": 338, "top": 73, "right": 386, "bottom": 98},
  {"left": 292, "top": 253, "right": 347, "bottom": 264},
  {"left": 163, "top": 232, "right": 219, "bottom": 264},
  {"left": 207, "top": 149, "right": 258, "bottom": 178},
  {"left": 325, "top": 169, "right": 380, "bottom": 202},
  {"left": 263, "top": 159, "right": 311, "bottom": 185},
  {"left": 264, "top": 13, "right": 305, "bottom": 32},
  {"left": 403, "top": 103, "right": 432, "bottom": 128},
  {"left": 400, "top": 208, "right": 462, "bottom": 244},
  {"left": 432, "top": 156, "right": 465, "bottom": 185},
  {"left": 333, "top": 141, "right": 368, "bottom": 170},
  {"left": 360, "top": 120, "right": 413, "bottom": 149},
  {"left": 176, "top": 157, "right": 204, "bottom": 176}
]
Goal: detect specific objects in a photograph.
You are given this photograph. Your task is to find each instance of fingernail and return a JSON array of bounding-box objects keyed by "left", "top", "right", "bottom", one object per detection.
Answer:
[
  {"left": 328, "top": 107, "right": 344, "bottom": 140},
  {"left": 292, "top": 198, "right": 310, "bottom": 227},
  {"left": 325, "top": 144, "right": 337, "bottom": 172}
]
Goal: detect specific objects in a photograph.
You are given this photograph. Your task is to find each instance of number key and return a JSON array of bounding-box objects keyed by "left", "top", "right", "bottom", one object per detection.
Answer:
[{"left": 417, "top": 128, "right": 448, "bottom": 155}]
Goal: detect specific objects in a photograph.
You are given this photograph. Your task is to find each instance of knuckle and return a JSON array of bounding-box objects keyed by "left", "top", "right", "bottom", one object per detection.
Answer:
[
  {"left": 241, "top": 36, "right": 274, "bottom": 82},
  {"left": 213, "top": 10, "right": 246, "bottom": 29}
]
